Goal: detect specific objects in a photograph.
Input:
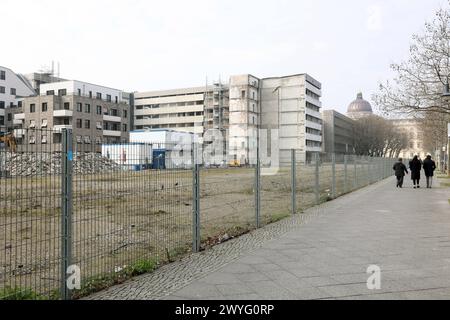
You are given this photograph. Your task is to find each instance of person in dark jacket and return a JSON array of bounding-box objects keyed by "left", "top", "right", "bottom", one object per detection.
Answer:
[
  {"left": 409, "top": 155, "right": 423, "bottom": 189},
  {"left": 393, "top": 158, "right": 408, "bottom": 188},
  {"left": 423, "top": 154, "right": 436, "bottom": 188}
]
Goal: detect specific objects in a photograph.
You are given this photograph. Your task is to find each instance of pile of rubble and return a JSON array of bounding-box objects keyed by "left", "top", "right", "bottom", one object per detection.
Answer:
[{"left": 0, "top": 152, "right": 122, "bottom": 177}]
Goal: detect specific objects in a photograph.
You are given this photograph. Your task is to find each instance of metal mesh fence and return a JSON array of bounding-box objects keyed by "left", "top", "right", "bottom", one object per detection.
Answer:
[{"left": 0, "top": 130, "right": 398, "bottom": 300}]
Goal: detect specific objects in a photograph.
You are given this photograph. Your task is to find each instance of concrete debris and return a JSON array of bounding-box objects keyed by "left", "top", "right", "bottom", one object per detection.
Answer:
[{"left": 0, "top": 152, "right": 122, "bottom": 177}]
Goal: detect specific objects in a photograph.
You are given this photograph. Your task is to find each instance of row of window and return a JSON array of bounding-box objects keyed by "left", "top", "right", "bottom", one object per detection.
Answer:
[
  {"left": 27, "top": 119, "right": 127, "bottom": 132},
  {"left": 306, "top": 115, "right": 323, "bottom": 125},
  {"left": 47, "top": 89, "right": 119, "bottom": 103},
  {"left": 135, "top": 100, "right": 204, "bottom": 110},
  {"left": 136, "top": 111, "right": 203, "bottom": 120},
  {"left": 306, "top": 89, "right": 320, "bottom": 100},
  {"left": 28, "top": 102, "right": 128, "bottom": 118},
  {"left": 0, "top": 87, "right": 16, "bottom": 95},
  {"left": 306, "top": 140, "right": 322, "bottom": 148},
  {"left": 26, "top": 135, "right": 108, "bottom": 145},
  {"left": 306, "top": 127, "right": 322, "bottom": 136}
]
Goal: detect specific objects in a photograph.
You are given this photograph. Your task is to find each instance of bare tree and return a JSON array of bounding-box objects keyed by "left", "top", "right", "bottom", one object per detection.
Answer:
[
  {"left": 374, "top": 4, "right": 450, "bottom": 116},
  {"left": 354, "top": 115, "right": 408, "bottom": 157}
]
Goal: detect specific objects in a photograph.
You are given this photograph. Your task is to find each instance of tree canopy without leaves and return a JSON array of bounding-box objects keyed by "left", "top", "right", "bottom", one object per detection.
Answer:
[
  {"left": 374, "top": 4, "right": 450, "bottom": 116},
  {"left": 354, "top": 115, "right": 408, "bottom": 158}
]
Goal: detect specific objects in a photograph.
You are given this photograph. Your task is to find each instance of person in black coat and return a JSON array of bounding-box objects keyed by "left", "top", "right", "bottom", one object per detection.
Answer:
[
  {"left": 409, "top": 155, "right": 422, "bottom": 189},
  {"left": 393, "top": 158, "right": 408, "bottom": 188},
  {"left": 423, "top": 154, "right": 436, "bottom": 188}
]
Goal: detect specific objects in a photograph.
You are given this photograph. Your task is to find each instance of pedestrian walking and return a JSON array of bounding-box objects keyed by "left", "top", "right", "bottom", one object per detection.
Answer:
[
  {"left": 393, "top": 158, "right": 408, "bottom": 188},
  {"left": 423, "top": 154, "right": 436, "bottom": 188},
  {"left": 409, "top": 155, "right": 422, "bottom": 189}
]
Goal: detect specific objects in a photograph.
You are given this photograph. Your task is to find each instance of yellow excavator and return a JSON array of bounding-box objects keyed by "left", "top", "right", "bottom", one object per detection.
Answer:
[
  {"left": 229, "top": 159, "right": 241, "bottom": 167},
  {"left": 0, "top": 133, "right": 17, "bottom": 153}
]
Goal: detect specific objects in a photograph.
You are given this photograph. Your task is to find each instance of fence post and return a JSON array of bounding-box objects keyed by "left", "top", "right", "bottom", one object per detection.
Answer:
[
  {"left": 354, "top": 155, "right": 358, "bottom": 189},
  {"left": 291, "top": 150, "right": 297, "bottom": 215},
  {"left": 367, "top": 156, "right": 371, "bottom": 185},
  {"left": 255, "top": 146, "right": 261, "bottom": 228},
  {"left": 344, "top": 154, "right": 348, "bottom": 193},
  {"left": 192, "top": 142, "right": 200, "bottom": 253},
  {"left": 331, "top": 153, "right": 336, "bottom": 199},
  {"left": 61, "top": 129, "right": 73, "bottom": 300},
  {"left": 315, "top": 153, "right": 320, "bottom": 205}
]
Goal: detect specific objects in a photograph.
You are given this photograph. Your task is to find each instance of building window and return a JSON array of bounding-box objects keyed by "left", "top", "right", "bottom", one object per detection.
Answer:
[
  {"left": 7, "top": 113, "right": 12, "bottom": 121},
  {"left": 84, "top": 136, "right": 91, "bottom": 144},
  {"left": 76, "top": 119, "right": 82, "bottom": 128},
  {"left": 64, "top": 102, "right": 70, "bottom": 110},
  {"left": 76, "top": 103, "right": 82, "bottom": 112},
  {"left": 18, "top": 101, "right": 22, "bottom": 108},
  {"left": 29, "top": 120, "right": 36, "bottom": 128},
  {"left": 123, "top": 110, "right": 127, "bottom": 118},
  {"left": 85, "top": 120, "right": 90, "bottom": 129},
  {"left": 76, "top": 136, "right": 83, "bottom": 144},
  {"left": 89, "top": 91, "right": 92, "bottom": 98},
  {"left": 0, "top": 101, "right": 4, "bottom": 109},
  {"left": 0, "top": 86, "right": 5, "bottom": 94},
  {"left": 77, "top": 89, "right": 81, "bottom": 96},
  {"left": 106, "top": 95, "right": 112, "bottom": 102},
  {"left": 10, "top": 88, "right": 16, "bottom": 96},
  {"left": 41, "top": 119, "right": 48, "bottom": 128},
  {"left": 29, "top": 135, "right": 36, "bottom": 144},
  {"left": 96, "top": 106, "right": 102, "bottom": 115},
  {"left": 41, "top": 135, "right": 47, "bottom": 144},
  {"left": 241, "top": 90, "right": 246, "bottom": 99},
  {"left": 42, "top": 103, "right": 48, "bottom": 112},
  {"left": 58, "top": 89, "right": 67, "bottom": 96},
  {"left": 0, "top": 70, "right": 5, "bottom": 80},
  {"left": 30, "top": 104, "right": 36, "bottom": 113},
  {"left": 122, "top": 124, "right": 127, "bottom": 132},
  {"left": 115, "top": 96, "right": 118, "bottom": 103},
  {"left": 96, "top": 121, "right": 102, "bottom": 130},
  {"left": 46, "top": 90, "right": 55, "bottom": 96},
  {"left": 111, "top": 109, "right": 118, "bottom": 117},
  {"left": 96, "top": 92, "right": 102, "bottom": 100},
  {"left": 0, "top": 116, "right": 4, "bottom": 126},
  {"left": 85, "top": 104, "right": 91, "bottom": 113}
]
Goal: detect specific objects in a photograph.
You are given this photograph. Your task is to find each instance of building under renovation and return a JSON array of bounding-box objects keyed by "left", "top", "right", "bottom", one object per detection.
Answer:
[{"left": 134, "top": 73, "right": 323, "bottom": 166}]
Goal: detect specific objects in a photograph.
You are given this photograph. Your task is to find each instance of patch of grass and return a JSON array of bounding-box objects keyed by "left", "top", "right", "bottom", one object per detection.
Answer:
[
  {"left": 71, "top": 257, "right": 158, "bottom": 299},
  {"left": 0, "top": 287, "right": 47, "bottom": 300},
  {"left": 268, "top": 211, "right": 290, "bottom": 223}
]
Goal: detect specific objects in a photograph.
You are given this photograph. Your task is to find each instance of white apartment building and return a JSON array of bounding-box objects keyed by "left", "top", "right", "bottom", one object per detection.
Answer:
[
  {"left": 134, "top": 87, "right": 211, "bottom": 140},
  {"left": 0, "top": 66, "right": 36, "bottom": 132}
]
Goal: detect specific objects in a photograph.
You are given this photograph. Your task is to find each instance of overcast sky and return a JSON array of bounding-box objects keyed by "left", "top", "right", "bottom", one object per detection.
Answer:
[{"left": 1, "top": 0, "right": 447, "bottom": 114}]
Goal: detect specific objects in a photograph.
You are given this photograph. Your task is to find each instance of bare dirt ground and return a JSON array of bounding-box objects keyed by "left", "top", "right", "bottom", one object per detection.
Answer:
[{"left": 0, "top": 160, "right": 375, "bottom": 298}]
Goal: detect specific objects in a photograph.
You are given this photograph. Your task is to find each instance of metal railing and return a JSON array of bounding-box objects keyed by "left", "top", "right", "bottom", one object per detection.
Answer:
[{"left": 0, "top": 129, "right": 397, "bottom": 300}]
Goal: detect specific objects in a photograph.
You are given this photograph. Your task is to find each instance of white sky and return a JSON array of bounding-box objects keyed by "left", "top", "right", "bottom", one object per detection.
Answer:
[{"left": 1, "top": 0, "right": 447, "bottom": 114}]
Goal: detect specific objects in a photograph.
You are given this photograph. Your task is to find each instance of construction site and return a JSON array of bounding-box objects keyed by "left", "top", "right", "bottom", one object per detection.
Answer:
[{"left": 0, "top": 128, "right": 394, "bottom": 299}]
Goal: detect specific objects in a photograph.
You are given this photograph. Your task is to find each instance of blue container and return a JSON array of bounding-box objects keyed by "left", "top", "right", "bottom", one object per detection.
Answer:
[{"left": 152, "top": 150, "right": 166, "bottom": 170}]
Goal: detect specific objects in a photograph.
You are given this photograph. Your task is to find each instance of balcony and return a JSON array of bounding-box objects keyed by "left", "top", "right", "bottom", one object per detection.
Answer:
[
  {"left": 13, "top": 119, "right": 23, "bottom": 126},
  {"left": 103, "top": 115, "right": 121, "bottom": 122},
  {"left": 103, "top": 130, "right": 122, "bottom": 137},
  {"left": 14, "top": 113, "right": 25, "bottom": 120},
  {"left": 13, "top": 129, "right": 26, "bottom": 138},
  {"left": 53, "top": 110, "right": 73, "bottom": 117},
  {"left": 54, "top": 125, "right": 73, "bottom": 133}
]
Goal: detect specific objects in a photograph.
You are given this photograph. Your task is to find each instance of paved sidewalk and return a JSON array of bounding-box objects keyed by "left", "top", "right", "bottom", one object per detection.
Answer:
[{"left": 88, "top": 176, "right": 450, "bottom": 300}]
